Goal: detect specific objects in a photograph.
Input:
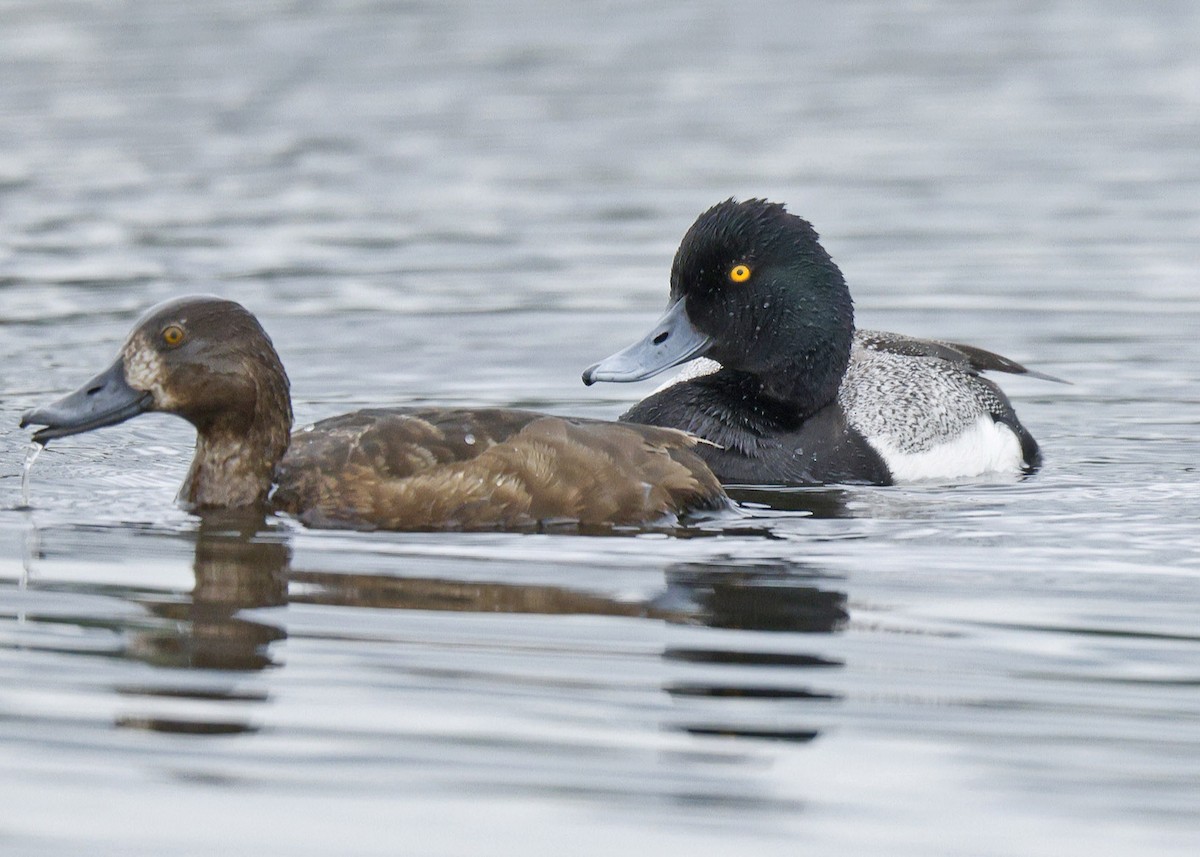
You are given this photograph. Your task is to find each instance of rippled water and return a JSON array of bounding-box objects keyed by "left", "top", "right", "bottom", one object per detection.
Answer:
[{"left": 2, "top": 2, "right": 1199, "bottom": 855}]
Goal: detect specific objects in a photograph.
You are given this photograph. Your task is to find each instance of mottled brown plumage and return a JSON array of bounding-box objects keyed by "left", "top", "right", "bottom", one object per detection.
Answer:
[
  {"left": 21, "top": 296, "right": 727, "bottom": 531},
  {"left": 274, "top": 408, "right": 725, "bottom": 530}
]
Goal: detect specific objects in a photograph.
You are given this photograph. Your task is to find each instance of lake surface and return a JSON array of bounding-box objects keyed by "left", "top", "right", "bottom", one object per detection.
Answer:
[{"left": 2, "top": 1, "right": 1199, "bottom": 854}]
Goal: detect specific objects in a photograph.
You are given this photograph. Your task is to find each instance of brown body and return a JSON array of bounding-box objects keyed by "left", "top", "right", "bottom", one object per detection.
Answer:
[
  {"left": 21, "top": 296, "right": 727, "bottom": 532},
  {"left": 274, "top": 408, "right": 724, "bottom": 530}
]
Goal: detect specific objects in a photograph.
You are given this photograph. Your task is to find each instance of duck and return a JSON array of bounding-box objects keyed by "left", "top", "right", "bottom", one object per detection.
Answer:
[
  {"left": 20, "top": 296, "right": 728, "bottom": 531},
  {"left": 582, "top": 198, "right": 1060, "bottom": 485}
]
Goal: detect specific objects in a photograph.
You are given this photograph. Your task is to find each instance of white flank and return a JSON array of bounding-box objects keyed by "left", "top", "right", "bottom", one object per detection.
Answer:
[{"left": 863, "top": 414, "right": 1024, "bottom": 482}]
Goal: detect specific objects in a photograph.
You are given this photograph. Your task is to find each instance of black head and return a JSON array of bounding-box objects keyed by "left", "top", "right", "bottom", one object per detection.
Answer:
[
  {"left": 584, "top": 199, "right": 855, "bottom": 413},
  {"left": 21, "top": 296, "right": 292, "bottom": 443},
  {"left": 670, "top": 199, "right": 853, "bottom": 380}
]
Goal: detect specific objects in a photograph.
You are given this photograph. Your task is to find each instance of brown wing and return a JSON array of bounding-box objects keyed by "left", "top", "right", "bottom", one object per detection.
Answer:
[
  {"left": 856, "top": 330, "right": 1066, "bottom": 383},
  {"left": 273, "top": 407, "right": 727, "bottom": 531}
]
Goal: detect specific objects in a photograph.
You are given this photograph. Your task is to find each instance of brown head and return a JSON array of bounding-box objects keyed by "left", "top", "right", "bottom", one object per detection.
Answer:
[{"left": 21, "top": 296, "right": 292, "bottom": 509}]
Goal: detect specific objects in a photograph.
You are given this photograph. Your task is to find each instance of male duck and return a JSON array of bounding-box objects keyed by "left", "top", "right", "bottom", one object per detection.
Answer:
[
  {"left": 583, "top": 198, "right": 1059, "bottom": 485},
  {"left": 21, "top": 296, "right": 727, "bottom": 530}
]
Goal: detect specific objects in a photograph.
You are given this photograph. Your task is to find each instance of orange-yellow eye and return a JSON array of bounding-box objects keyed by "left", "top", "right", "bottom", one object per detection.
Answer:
[
  {"left": 729, "top": 264, "right": 751, "bottom": 283},
  {"left": 162, "top": 325, "right": 186, "bottom": 348}
]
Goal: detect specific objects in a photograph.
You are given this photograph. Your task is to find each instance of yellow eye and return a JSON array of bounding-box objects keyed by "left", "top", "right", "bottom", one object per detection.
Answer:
[
  {"left": 729, "top": 264, "right": 752, "bottom": 283},
  {"left": 162, "top": 325, "right": 186, "bottom": 348}
]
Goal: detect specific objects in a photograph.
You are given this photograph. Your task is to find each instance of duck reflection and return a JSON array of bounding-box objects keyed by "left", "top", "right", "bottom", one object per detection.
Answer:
[
  {"left": 658, "top": 561, "right": 848, "bottom": 632},
  {"left": 725, "top": 484, "right": 859, "bottom": 518},
  {"left": 286, "top": 566, "right": 670, "bottom": 619},
  {"left": 659, "top": 561, "right": 846, "bottom": 743},
  {"left": 288, "top": 554, "right": 847, "bottom": 745},
  {"left": 113, "top": 523, "right": 846, "bottom": 744},
  {"left": 130, "top": 512, "right": 289, "bottom": 672},
  {"left": 286, "top": 557, "right": 846, "bottom": 631},
  {"left": 115, "top": 512, "right": 289, "bottom": 736}
]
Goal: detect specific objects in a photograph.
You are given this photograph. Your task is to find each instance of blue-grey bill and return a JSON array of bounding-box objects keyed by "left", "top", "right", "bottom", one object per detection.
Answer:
[
  {"left": 19, "top": 358, "right": 152, "bottom": 444},
  {"left": 582, "top": 298, "right": 713, "bottom": 385}
]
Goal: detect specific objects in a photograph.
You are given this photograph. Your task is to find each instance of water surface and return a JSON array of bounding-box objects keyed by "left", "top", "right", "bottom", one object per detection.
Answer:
[{"left": 2, "top": 2, "right": 1199, "bottom": 855}]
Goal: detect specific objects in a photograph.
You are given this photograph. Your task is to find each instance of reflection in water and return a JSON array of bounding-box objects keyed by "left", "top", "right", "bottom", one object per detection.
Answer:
[
  {"left": 659, "top": 561, "right": 849, "bottom": 632},
  {"left": 287, "top": 552, "right": 849, "bottom": 745},
  {"left": 289, "top": 554, "right": 850, "bottom": 747},
  {"left": 18, "top": 511, "right": 36, "bottom": 617},
  {"left": 664, "top": 648, "right": 841, "bottom": 668},
  {"left": 660, "top": 561, "right": 847, "bottom": 743},
  {"left": 134, "top": 512, "right": 289, "bottom": 672},
  {"left": 288, "top": 566, "right": 671, "bottom": 619},
  {"left": 15, "top": 519, "right": 849, "bottom": 752},
  {"left": 7, "top": 514, "right": 292, "bottom": 737},
  {"left": 117, "top": 512, "right": 290, "bottom": 736},
  {"left": 4, "top": 519, "right": 858, "bottom": 826},
  {"left": 289, "top": 556, "right": 846, "bottom": 631},
  {"left": 727, "top": 485, "right": 857, "bottom": 518},
  {"left": 194, "top": 546, "right": 847, "bottom": 744}
]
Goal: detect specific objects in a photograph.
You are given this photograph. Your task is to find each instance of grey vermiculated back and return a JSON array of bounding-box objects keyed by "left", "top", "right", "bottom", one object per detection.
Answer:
[{"left": 839, "top": 341, "right": 1022, "bottom": 456}]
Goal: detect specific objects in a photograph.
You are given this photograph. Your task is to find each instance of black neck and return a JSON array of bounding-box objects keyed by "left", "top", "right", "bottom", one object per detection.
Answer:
[
  {"left": 757, "top": 322, "right": 852, "bottom": 417},
  {"left": 624, "top": 369, "right": 807, "bottom": 457}
]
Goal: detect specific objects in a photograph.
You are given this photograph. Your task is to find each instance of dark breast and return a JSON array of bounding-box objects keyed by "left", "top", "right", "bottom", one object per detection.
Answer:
[
  {"left": 622, "top": 384, "right": 891, "bottom": 486},
  {"left": 271, "top": 408, "right": 727, "bottom": 531}
]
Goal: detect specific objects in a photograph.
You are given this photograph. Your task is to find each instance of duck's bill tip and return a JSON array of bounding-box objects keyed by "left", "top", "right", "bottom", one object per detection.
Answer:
[
  {"left": 19, "top": 360, "right": 153, "bottom": 445},
  {"left": 580, "top": 298, "right": 712, "bottom": 386},
  {"left": 581, "top": 360, "right": 655, "bottom": 385}
]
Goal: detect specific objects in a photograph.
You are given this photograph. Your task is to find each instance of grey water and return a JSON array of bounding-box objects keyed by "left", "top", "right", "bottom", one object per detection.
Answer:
[{"left": 2, "top": 1, "right": 1199, "bottom": 855}]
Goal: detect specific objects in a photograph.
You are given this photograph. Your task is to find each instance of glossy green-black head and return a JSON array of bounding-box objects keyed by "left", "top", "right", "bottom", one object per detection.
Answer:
[
  {"left": 21, "top": 296, "right": 291, "bottom": 444},
  {"left": 583, "top": 199, "right": 855, "bottom": 412},
  {"left": 669, "top": 198, "right": 852, "bottom": 373}
]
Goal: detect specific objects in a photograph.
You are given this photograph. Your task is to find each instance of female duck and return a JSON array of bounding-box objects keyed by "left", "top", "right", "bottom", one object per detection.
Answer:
[
  {"left": 583, "top": 198, "right": 1058, "bottom": 485},
  {"left": 21, "top": 296, "right": 727, "bottom": 530}
]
